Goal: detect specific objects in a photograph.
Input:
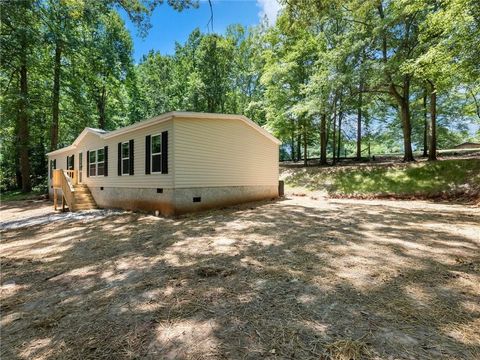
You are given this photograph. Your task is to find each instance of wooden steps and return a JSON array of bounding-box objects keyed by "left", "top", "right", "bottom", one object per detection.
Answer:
[
  {"left": 71, "top": 184, "right": 97, "bottom": 211},
  {"left": 53, "top": 170, "right": 97, "bottom": 212}
]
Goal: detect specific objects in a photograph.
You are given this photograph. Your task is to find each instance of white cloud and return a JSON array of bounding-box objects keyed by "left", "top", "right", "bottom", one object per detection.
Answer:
[{"left": 256, "top": 0, "right": 282, "bottom": 26}]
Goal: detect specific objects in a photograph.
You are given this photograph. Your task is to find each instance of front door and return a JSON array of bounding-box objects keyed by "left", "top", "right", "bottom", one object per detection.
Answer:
[{"left": 78, "top": 152, "right": 83, "bottom": 183}]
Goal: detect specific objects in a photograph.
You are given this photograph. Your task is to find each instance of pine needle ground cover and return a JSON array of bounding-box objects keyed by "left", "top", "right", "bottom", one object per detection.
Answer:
[
  {"left": 281, "top": 158, "right": 480, "bottom": 202},
  {"left": 1, "top": 197, "right": 479, "bottom": 359}
]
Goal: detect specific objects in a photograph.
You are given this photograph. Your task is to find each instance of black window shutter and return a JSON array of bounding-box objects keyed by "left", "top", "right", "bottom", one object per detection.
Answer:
[
  {"left": 71, "top": 154, "right": 74, "bottom": 170},
  {"left": 66, "top": 156, "right": 69, "bottom": 169},
  {"left": 161, "top": 131, "right": 168, "bottom": 174},
  {"left": 53, "top": 159, "right": 56, "bottom": 169},
  {"left": 117, "top": 142, "right": 122, "bottom": 176},
  {"left": 86, "top": 151, "right": 90, "bottom": 177},
  {"left": 145, "top": 135, "right": 151, "bottom": 175},
  {"left": 104, "top": 146, "right": 108, "bottom": 176},
  {"left": 129, "top": 139, "right": 134, "bottom": 175}
]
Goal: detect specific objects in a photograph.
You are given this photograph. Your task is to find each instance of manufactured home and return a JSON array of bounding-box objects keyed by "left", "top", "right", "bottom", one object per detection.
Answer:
[{"left": 47, "top": 112, "right": 281, "bottom": 215}]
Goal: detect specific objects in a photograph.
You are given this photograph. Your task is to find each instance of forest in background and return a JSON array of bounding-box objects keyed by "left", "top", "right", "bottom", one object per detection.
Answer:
[{"left": 1, "top": 0, "right": 479, "bottom": 193}]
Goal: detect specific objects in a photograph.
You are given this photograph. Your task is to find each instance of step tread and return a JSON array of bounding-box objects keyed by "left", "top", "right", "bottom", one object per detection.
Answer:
[
  {"left": 72, "top": 184, "right": 97, "bottom": 212},
  {"left": 74, "top": 198, "right": 95, "bottom": 203},
  {"left": 74, "top": 194, "right": 94, "bottom": 199}
]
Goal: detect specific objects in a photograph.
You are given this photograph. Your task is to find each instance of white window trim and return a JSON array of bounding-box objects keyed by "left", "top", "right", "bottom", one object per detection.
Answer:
[
  {"left": 121, "top": 141, "right": 130, "bottom": 176},
  {"left": 150, "top": 133, "right": 162, "bottom": 174},
  {"left": 78, "top": 152, "right": 83, "bottom": 182},
  {"left": 79, "top": 152, "right": 83, "bottom": 171},
  {"left": 67, "top": 155, "right": 74, "bottom": 170},
  {"left": 89, "top": 148, "right": 105, "bottom": 177},
  {"left": 97, "top": 148, "right": 105, "bottom": 176},
  {"left": 88, "top": 151, "right": 97, "bottom": 177}
]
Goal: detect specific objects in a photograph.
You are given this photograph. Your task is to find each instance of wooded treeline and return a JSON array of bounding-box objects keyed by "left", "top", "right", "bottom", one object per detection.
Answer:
[{"left": 1, "top": 0, "right": 479, "bottom": 192}]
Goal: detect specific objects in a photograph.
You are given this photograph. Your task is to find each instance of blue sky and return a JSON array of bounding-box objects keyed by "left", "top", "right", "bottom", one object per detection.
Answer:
[{"left": 121, "top": 0, "right": 281, "bottom": 62}]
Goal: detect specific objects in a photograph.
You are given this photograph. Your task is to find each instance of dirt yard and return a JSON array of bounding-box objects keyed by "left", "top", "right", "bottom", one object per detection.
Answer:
[{"left": 1, "top": 196, "right": 479, "bottom": 359}]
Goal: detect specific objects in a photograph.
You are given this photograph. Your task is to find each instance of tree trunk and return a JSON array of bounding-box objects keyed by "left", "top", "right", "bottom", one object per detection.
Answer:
[
  {"left": 296, "top": 131, "right": 301, "bottom": 162},
  {"left": 97, "top": 87, "right": 106, "bottom": 129},
  {"left": 290, "top": 123, "right": 295, "bottom": 161},
  {"left": 356, "top": 90, "right": 362, "bottom": 160},
  {"left": 50, "top": 39, "right": 62, "bottom": 151},
  {"left": 290, "top": 135, "right": 295, "bottom": 161},
  {"left": 337, "top": 109, "right": 342, "bottom": 162},
  {"left": 422, "top": 89, "right": 428, "bottom": 157},
  {"left": 394, "top": 77, "right": 414, "bottom": 162},
  {"left": 15, "top": 152, "right": 22, "bottom": 189},
  {"left": 428, "top": 82, "right": 437, "bottom": 161},
  {"left": 303, "top": 123, "right": 307, "bottom": 167},
  {"left": 18, "top": 41, "right": 31, "bottom": 192},
  {"left": 378, "top": 2, "right": 414, "bottom": 162},
  {"left": 320, "top": 113, "right": 327, "bottom": 165},
  {"left": 470, "top": 90, "right": 480, "bottom": 121},
  {"left": 332, "top": 106, "right": 337, "bottom": 165},
  {"left": 399, "top": 99, "right": 414, "bottom": 161}
]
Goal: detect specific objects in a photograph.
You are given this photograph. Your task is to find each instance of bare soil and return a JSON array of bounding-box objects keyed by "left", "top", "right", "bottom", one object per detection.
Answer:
[{"left": 1, "top": 196, "right": 479, "bottom": 359}]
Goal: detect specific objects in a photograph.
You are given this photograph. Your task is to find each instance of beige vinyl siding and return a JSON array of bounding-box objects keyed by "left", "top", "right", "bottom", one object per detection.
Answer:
[
  {"left": 173, "top": 117, "right": 279, "bottom": 188},
  {"left": 48, "top": 120, "right": 174, "bottom": 189}
]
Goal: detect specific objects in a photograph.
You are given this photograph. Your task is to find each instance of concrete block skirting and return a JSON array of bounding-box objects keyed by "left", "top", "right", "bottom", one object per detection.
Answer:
[
  {"left": 88, "top": 185, "right": 279, "bottom": 216},
  {"left": 89, "top": 187, "right": 176, "bottom": 215}
]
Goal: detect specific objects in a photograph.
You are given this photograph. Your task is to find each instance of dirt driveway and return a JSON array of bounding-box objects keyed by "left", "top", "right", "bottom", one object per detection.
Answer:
[{"left": 1, "top": 197, "right": 479, "bottom": 359}]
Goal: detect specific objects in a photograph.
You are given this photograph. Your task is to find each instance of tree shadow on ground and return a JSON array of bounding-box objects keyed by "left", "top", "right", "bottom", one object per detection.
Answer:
[{"left": 1, "top": 198, "right": 479, "bottom": 359}]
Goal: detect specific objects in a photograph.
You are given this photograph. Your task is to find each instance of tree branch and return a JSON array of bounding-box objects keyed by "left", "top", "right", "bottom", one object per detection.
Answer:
[{"left": 470, "top": 90, "right": 480, "bottom": 120}]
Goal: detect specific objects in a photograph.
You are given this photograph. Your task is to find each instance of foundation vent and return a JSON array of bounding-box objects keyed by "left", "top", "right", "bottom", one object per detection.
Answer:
[
  {"left": 157, "top": 188, "right": 163, "bottom": 193},
  {"left": 193, "top": 197, "right": 201, "bottom": 203}
]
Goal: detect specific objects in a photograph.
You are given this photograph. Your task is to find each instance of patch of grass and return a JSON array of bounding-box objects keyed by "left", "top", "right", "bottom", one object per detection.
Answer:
[
  {"left": 281, "top": 158, "right": 480, "bottom": 198},
  {"left": 1, "top": 189, "right": 45, "bottom": 202}
]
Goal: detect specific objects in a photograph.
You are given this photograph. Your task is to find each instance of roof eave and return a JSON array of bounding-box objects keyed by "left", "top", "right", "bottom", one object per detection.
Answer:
[
  {"left": 103, "top": 113, "right": 175, "bottom": 139},
  {"left": 47, "top": 112, "right": 281, "bottom": 156},
  {"left": 46, "top": 145, "right": 75, "bottom": 156}
]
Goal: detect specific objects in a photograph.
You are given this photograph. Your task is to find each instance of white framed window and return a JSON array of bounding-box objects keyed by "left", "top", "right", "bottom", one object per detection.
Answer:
[
  {"left": 121, "top": 141, "right": 130, "bottom": 175},
  {"left": 151, "top": 134, "right": 162, "bottom": 173},
  {"left": 97, "top": 148, "right": 105, "bottom": 176},
  {"left": 79, "top": 152, "right": 83, "bottom": 182},
  {"left": 89, "top": 148, "right": 105, "bottom": 177},
  {"left": 67, "top": 155, "right": 74, "bottom": 170},
  {"left": 89, "top": 151, "right": 96, "bottom": 176}
]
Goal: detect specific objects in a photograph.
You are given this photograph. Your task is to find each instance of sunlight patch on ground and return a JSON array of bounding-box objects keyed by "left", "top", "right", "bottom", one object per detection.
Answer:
[
  {"left": 19, "top": 337, "right": 53, "bottom": 360},
  {"left": 442, "top": 320, "right": 480, "bottom": 346},
  {"left": 0, "top": 312, "right": 24, "bottom": 327},
  {"left": 150, "top": 319, "right": 219, "bottom": 358}
]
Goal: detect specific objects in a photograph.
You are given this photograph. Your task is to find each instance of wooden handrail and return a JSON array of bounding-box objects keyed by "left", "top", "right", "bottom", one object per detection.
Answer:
[
  {"left": 61, "top": 170, "right": 76, "bottom": 210},
  {"left": 53, "top": 169, "right": 77, "bottom": 211},
  {"left": 64, "top": 170, "right": 77, "bottom": 185}
]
